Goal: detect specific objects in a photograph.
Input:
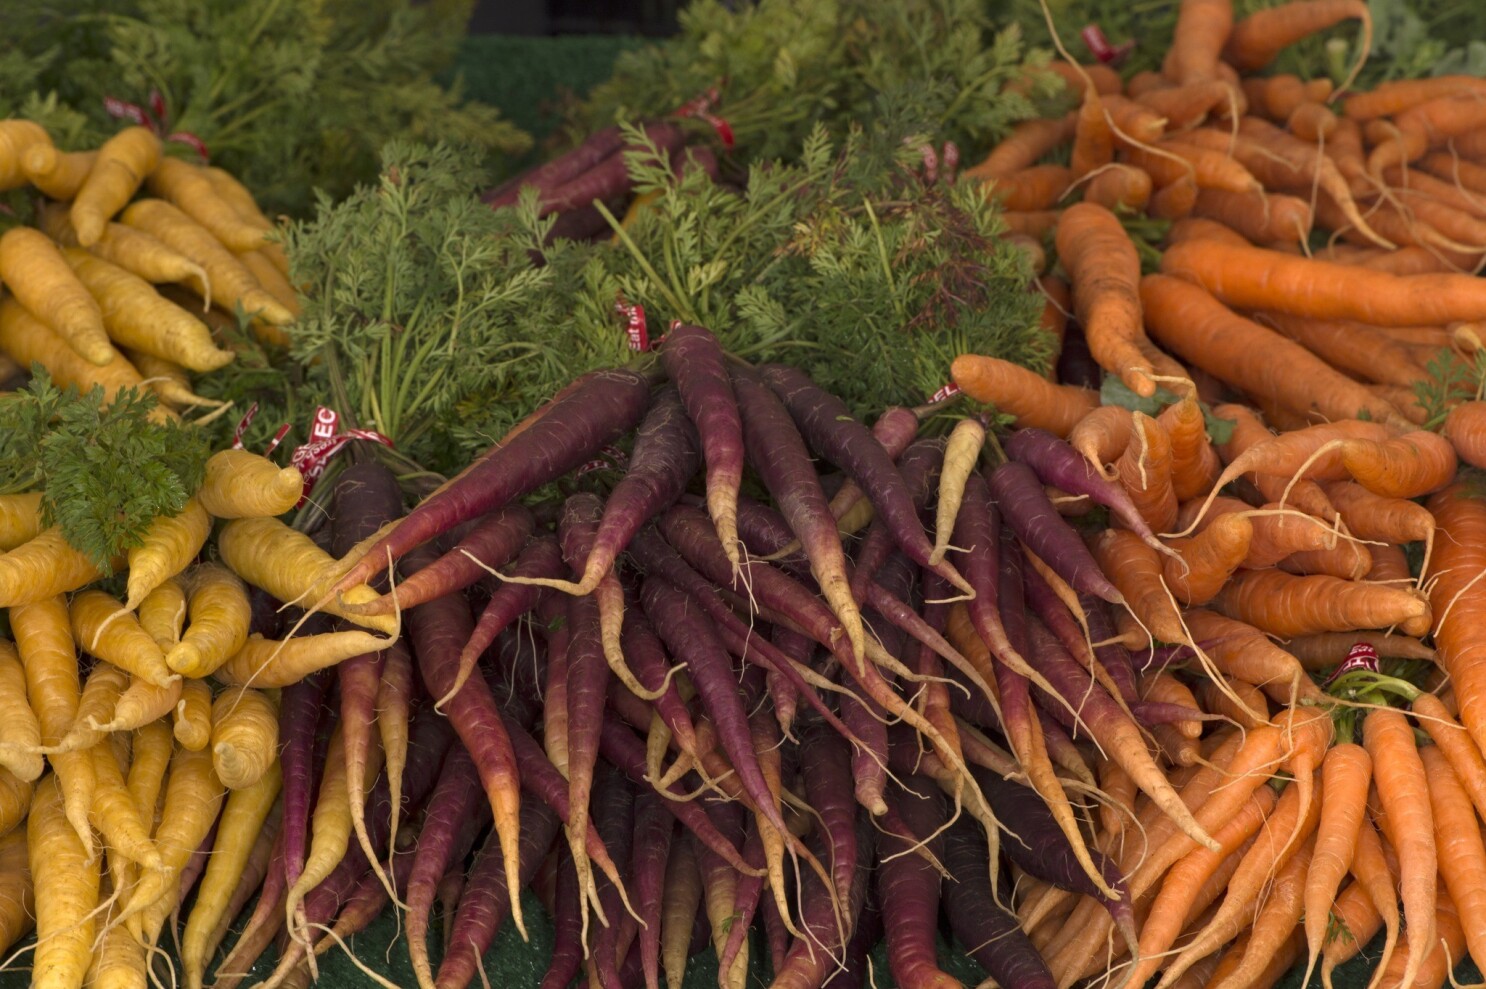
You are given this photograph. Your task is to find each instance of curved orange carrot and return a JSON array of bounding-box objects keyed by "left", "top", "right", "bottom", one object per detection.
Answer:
[
  {"left": 1365, "top": 707, "right": 1437, "bottom": 989},
  {"left": 1300, "top": 741, "right": 1372, "bottom": 988},
  {"left": 1256, "top": 312, "right": 1429, "bottom": 388},
  {"left": 1214, "top": 569, "right": 1429, "bottom": 637},
  {"left": 1225, "top": 0, "right": 1371, "bottom": 80},
  {"left": 1181, "top": 609, "right": 1340, "bottom": 705},
  {"left": 1070, "top": 91, "right": 1113, "bottom": 178},
  {"left": 949, "top": 354, "right": 1097, "bottom": 435},
  {"left": 1161, "top": 512, "right": 1251, "bottom": 606},
  {"left": 1192, "top": 188, "right": 1312, "bottom": 245},
  {"left": 1340, "top": 430, "right": 1458, "bottom": 499},
  {"left": 1136, "top": 80, "right": 1232, "bottom": 129},
  {"left": 1164, "top": 0, "right": 1234, "bottom": 84},
  {"left": 1057, "top": 202, "right": 1165, "bottom": 397},
  {"left": 1444, "top": 400, "right": 1486, "bottom": 468},
  {"left": 1148, "top": 173, "right": 1200, "bottom": 220},
  {"left": 1083, "top": 164, "right": 1153, "bottom": 212},
  {"left": 1369, "top": 93, "right": 1486, "bottom": 175},
  {"left": 1068, "top": 405, "right": 1134, "bottom": 480},
  {"left": 1115, "top": 412, "right": 1180, "bottom": 533},
  {"left": 1091, "top": 529, "right": 1186, "bottom": 644},
  {"left": 1344, "top": 76, "right": 1486, "bottom": 120},
  {"left": 1324, "top": 480, "right": 1435, "bottom": 545},
  {"left": 1158, "top": 392, "right": 1221, "bottom": 501},
  {"left": 982, "top": 165, "right": 1072, "bottom": 211},
  {"left": 1103, "top": 95, "right": 1169, "bottom": 146},
  {"left": 962, "top": 113, "right": 1076, "bottom": 180}
]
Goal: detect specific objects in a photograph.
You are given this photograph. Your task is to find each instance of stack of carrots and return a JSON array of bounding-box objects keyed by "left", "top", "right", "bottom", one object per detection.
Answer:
[{"left": 0, "top": 120, "right": 298, "bottom": 414}]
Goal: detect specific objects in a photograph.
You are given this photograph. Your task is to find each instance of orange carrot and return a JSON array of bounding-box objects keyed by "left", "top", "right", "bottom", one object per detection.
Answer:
[
  {"left": 962, "top": 114, "right": 1076, "bottom": 180},
  {"left": 1115, "top": 412, "right": 1180, "bottom": 533},
  {"left": 1413, "top": 692, "right": 1486, "bottom": 821},
  {"left": 1344, "top": 76, "right": 1486, "bottom": 121},
  {"left": 1225, "top": 0, "right": 1371, "bottom": 81},
  {"left": 1254, "top": 312, "right": 1429, "bottom": 388},
  {"left": 1444, "top": 401, "right": 1486, "bottom": 468},
  {"left": 950, "top": 354, "right": 1097, "bottom": 435},
  {"left": 1159, "top": 391, "right": 1220, "bottom": 501},
  {"left": 1369, "top": 92, "right": 1486, "bottom": 175},
  {"left": 1083, "top": 164, "right": 1153, "bottom": 212},
  {"left": 1181, "top": 608, "right": 1331, "bottom": 705},
  {"left": 1148, "top": 173, "right": 1200, "bottom": 220},
  {"left": 1071, "top": 90, "right": 1113, "bottom": 178},
  {"left": 1164, "top": 0, "right": 1235, "bottom": 84},
  {"left": 1214, "top": 568, "right": 1428, "bottom": 637},
  {"left": 1125, "top": 140, "right": 1261, "bottom": 194},
  {"left": 1365, "top": 707, "right": 1437, "bottom": 989},
  {"left": 982, "top": 165, "right": 1073, "bottom": 211},
  {"left": 1162, "top": 512, "right": 1252, "bottom": 606},
  {"left": 1340, "top": 430, "right": 1458, "bottom": 499},
  {"left": 1192, "top": 188, "right": 1312, "bottom": 245},
  {"left": 1068, "top": 405, "right": 1134, "bottom": 480},
  {"left": 1135, "top": 80, "right": 1233, "bottom": 129}
]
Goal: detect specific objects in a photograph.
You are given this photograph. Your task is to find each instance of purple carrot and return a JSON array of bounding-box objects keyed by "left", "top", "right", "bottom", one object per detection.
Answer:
[
  {"left": 827, "top": 404, "right": 923, "bottom": 524},
  {"left": 822, "top": 893, "right": 881, "bottom": 989},
  {"left": 483, "top": 125, "right": 626, "bottom": 209},
  {"left": 772, "top": 818, "right": 872, "bottom": 989},
  {"left": 849, "top": 438, "right": 945, "bottom": 601},
  {"left": 1006, "top": 426, "right": 1170, "bottom": 553},
  {"left": 761, "top": 363, "right": 971, "bottom": 596},
  {"left": 942, "top": 817, "right": 1056, "bottom": 989},
  {"left": 212, "top": 835, "right": 287, "bottom": 989},
  {"left": 279, "top": 669, "right": 333, "bottom": 900},
  {"left": 436, "top": 802, "right": 561, "bottom": 989},
  {"left": 454, "top": 536, "right": 564, "bottom": 699},
  {"left": 767, "top": 625, "right": 813, "bottom": 734},
  {"left": 968, "top": 763, "right": 1134, "bottom": 949},
  {"left": 539, "top": 387, "right": 698, "bottom": 595},
  {"left": 346, "top": 505, "right": 534, "bottom": 617},
  {"left": 537, "top": 122, "right": 685, "bottom": 217},
  {"left": 596, "top": 715, "right": 753, "bottom": 874},
  {"left": 659, "top": 323, "right": 745, "bottom": 569},
  {"left": 563, "top": 558, "right": 613, "bottom": 935},
  {"left": 762, "top": 893, "right": 790, "bottom": 977},
  {"left": 540, "top": 848, "right": 584, "bottom": 989},
  {"left": 331, "top": 367, "right": 653, "bottom": 594},
  {"left": 1085, "top": 596, "right": 1140, "bottom": 703},
  {"left": 732, "top": 496, "right": 810, "bottom": 578},
  {"left": 589, "top": 767, "right": 635, "bottom": 989},
  {"left": 621, "top": 608, "right": 698, "bottom": 758},
  {"left": 839, "top": 678, "right": 890, "bottom": 818},
  {"left": 629, "top": 793, "right": 674, "bottom": 989},
  {"left": 1057, "top": 321, "right": 1101, "bottom": 388},
  {"left": 730, "top": 362, "right": 865, "bottom": 662},
  {"left": 718, "top": 818, "right": 768, "bottom": 977},
  {"left": 408, "top": 746, "right": 491, "bottom": 989},
  {"left": 625, "top": 525, "right": 856, "bottom": 742},
  {"left": 395, "top": 700, "right": 459, "bottom": 831},
  {"left": 800, "top": 723, "right": 859, "bottom": 907},
  {"left": 403, "top": 541, "right": 528, "bottom": 937},
  {"left": 987, "top": 460, "right": 1123, "bottom": 604},
  {"left": 319, "top": 851, "right": 416, "bottom": 960},
  {"left": 877, "top": 775, "right": 958, "bottom": 989}
]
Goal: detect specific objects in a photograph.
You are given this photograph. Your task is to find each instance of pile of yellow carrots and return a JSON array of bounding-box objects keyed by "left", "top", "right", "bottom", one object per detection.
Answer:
[
  {"left": 0, "top": 121, "right": 298, "bottom": 415},
  {"left": 948, "top": 2, "right": 1486, "bottom": 986}
]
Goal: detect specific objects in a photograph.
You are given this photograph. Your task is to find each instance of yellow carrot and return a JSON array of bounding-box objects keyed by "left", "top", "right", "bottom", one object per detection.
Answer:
[
  {"left": 28, "top": 774, "right": 100, "bottom": 989},
  {"left": 210, "top": 686, "right": 278, "bottom": 790},
  {"left": 55, "top": 661, "right": 129, "bottom": 754},
  {"left": 0, "top": 299, "right": 176, "bottom": 424},
  {"left": 119, "top": 199, "right": 293, "bottom": 325},
  {"left": 0, "top": 641, "right": 42, "bottom": 782},
  {"left": 217, "top": 516, "right": 397, "bottom": 634},
  {"left": 88, "top": 890, "right": 148, "bottom": 989},
  {"left": 93, "top": 677, "right": 182, "bottom": 734},
  {"left": 0, "top": 227, "right": 112, "bottom": 365},
  {"left": 137, "top": 576, "right": 188, "bottom": 651},
  {"left": 286, "top": 724, "right": 350, "bottom": 933},
  {"left": 123, "top": 497, "right": 212, "bottom": 613},
  {"left": 196, "top": 449, "right": 304, "bottom": 519},
  {"left": 215, "top": 628, "right": 395, "bottom": 688},
  {"left": 0, "top": 769, "right": 31, "bottom": 840},
  {"left": 0, "top": 827, "right": 33, "bottom": 953},
  {"left": 62, "top": 249, "right": 234, "bottom": 372},
  {"left": 147, "top": 157, "right": 270, "bottom": 252},
  {"left": 0, "top": 120, "right": 51, "bottom": 189},
  {"left": 166, "top": 563, "right": 251, "bottom": 678},
  {"left": 0, "top": 492, "right": 42, "bottom": 551},
  {"left": 123, "top": 744, "right": 224, "bottom": 945},
  {"left": 127, "top": 719, "right": 174, "bottom": 831},
  {"left": 88, "top": 740, "right": 162, "bottom": 870},
  {"left": 237, "top": 248, "right": 300, "bottom": 317},
  {"left": 69, "top": 589, "right": 179, "bottom": 688},
  {"left": 123, "top": 349, "right": 233, "bottom": 417},
  {"left": 0, "top": 528, "right": 107, "bottom": 608},
  {"left": 179, "top": 759, "right": 281, "bottom": 989},
  {"left": 10, "top": 597, "right": 94, "bottom": 851},
  {"left": 21, "top": 145, "right": 96, "bottom": 200},
  {"left": 173, "top": 679, "right": 213, "bottom": 753},
  {"left": 38, "top": 201, "right": 210, "bottom": 293},
  {"left": 71, "top": 126, "right": 162, "bottom": 247}
]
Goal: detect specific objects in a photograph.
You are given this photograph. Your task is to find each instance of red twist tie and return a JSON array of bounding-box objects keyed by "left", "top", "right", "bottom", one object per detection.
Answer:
[
  {"left": 287, "top": 406, "right": 395, "bottom": 507},
  {"left": 1324, "top": 642, "right": 1381, "bottom": 687},
  {"left": 929, "top": 382, "right": 962, "bottom": 404},
  {"left": 230, "top": 402, "right": 260, "bottom": 450},
  {"left": 103, "top": 96, "right": 152, "bottom": 130},
  {"left": 1080, "top": 24, "right": 1134, "bottom": 66},
  {"left": 615, "top": 293, "right": 650, "bottom": 352}
]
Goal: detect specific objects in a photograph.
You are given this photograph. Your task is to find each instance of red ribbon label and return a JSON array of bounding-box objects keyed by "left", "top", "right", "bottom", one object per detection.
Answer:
[
  {"left": 674, "top": 86, "right": 736, "bottom": 149},
  {"left": 229, "top": 402, "right": 291, "bottom": 456},
  {"left": 1081, "top": 24, "right": 1135, "bottom": 66},
  {"left": 288, "top": 406, "right": 395, "bottom": 507},
  {"left": 103, "top": 89, "right": 210, "bottom": 160},
  {"left": 1324, "top": 642, "right": 1381, "bottom": 687},
  {"left": 929, "top": 382, "right": 962, "bottom": 404},
  {"left": 615, "top": 293, "right": 650, "bottom": 352}
]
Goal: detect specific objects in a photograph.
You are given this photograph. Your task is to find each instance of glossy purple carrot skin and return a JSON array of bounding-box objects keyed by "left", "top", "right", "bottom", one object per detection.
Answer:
[
  {"left": 576, "top": 387, "right": 697, "bottom": 589},
  {"left": 988, "top": 460, "right": 1123, "bottom": 604},
  {"left": 618, "top": 605, "right": 697, "bottom": 755},
  {"left": 729, "top": 363, "right": 856, "bottom": 646},
  {"left": 639, "top": 575, "right": 791, "bottom": 838},
  {"left": 800, "top": 723, "right": 859, "bottom": 907},
  {"left": 732, "top": 496, "right": 810, "bottom": 577},
  {"left": 483, "top": 125, "right": 626, "bottom": 208},
  {"left": 629, "top": 792, "right": 674, "bottom": 989},
  {"left": 397, "top": 701, "right": 459, "bottom": 824},
  {"left": 436, "top": 802, "right": 561, "bottom": 989},
  {"left": 407, "top": 746, "right": 491, "bottom": 987},
  {"left": 563, "top": 552, "right": 610, "bottom": 879},
  {"left": 626, "top": 526, "right": 852, "bottom": 740},
  {"left": 539, "top": 848, "right": 584, "bottom": 989},
  {"left": 402, "top": 539, "right": 526, "bottom": 931},
  {"left": 364, "top": 505, "right": 534, "bottom": 615},
  {"left": 942, "top": 818, "right": 1056, "bottom": 989},
  {"left": 825, "top": 403, "right": 922, "bottom": 531},
  {"left": 767, "top": 625, "right": 813, "bottom": 733},
  {"left": 336, "top": 367, "right": 653, "bottom": 590},
  {"left": 877, "top": 775, "right": 958, "bottom": 989},
  {"left": 840, "top": 680, "right": 890, "bottom": 817},
  {"left": 462, "top": 536, "right": 564, "bottom": 669},
  {"left": 761, "top": 364, "right": 967, "bottom": 594},
  {"left": 279, "top": 669, "right": 333, "bottom": 898},
  {"left": 590, "top": 769, "right": 635, "bottom": 989},
  {"left": 596, "top": 716, "right": 751, "bottom": 873},
  {"left": 1006, "top": 426, "right": 1163, "bottom": 547},
  {"left": 659, "top": 324, "right": 745, "bottom": 557},
  {"left": 1085, "top": 597, "right": 1140, "bottom": 702}
]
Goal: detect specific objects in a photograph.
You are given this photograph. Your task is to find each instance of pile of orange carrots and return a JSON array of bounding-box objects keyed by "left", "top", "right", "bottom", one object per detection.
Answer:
[{"left": 951, "top": 1, "right": 1486, "bottom": 986}]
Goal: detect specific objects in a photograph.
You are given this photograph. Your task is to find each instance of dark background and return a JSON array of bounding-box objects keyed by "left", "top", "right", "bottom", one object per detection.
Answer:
[{"left": 471, "top": 0, "right": 685, "bottom": 36}]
